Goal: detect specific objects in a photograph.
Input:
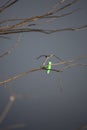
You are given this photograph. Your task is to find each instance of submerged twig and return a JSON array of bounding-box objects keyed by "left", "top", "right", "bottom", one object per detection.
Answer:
[
  {"left": 0, "top": 85, "right": 31, "bottom": 124},
  {"left": 0, "top": 34, "right": 22, "bottom": 59},
  {"left": 0, "top": 124, "right": 27, "bottom": 130}
]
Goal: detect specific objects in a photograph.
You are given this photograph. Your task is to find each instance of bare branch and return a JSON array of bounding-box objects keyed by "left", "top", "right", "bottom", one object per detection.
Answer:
[
  {"left": 44, "top": 8, "right": 80, "bottom": 19},
  {"left": 0, "top": 68, "right": 42, "bottom": 86},
  {"left": 48, "top": 0, "right": 80, "bottom": 15},
  {"left": 0, "top": 0, "right": 86, "bottom": 36},
  {"left": 0, "top": 8, "right": 80, "bottom": 28},
  {"left": 0, "top": 54, "right": 87, "bottom": 86},
  {"left": 0, "top": 25, "right": 87, "bottom": 35},
  {"left": 0, "top": 66, "right": 62, "bottom": 86},
  {"left": 0, "top": 18, "right": 25, "bottom": 25},
  {"left": 0, "top": 0, "right": 19, "bottom": 13}
]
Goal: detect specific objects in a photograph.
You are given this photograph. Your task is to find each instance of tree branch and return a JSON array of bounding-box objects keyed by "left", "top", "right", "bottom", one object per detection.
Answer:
[
  {"left": 0, "top": 25, "right": 87, "bottom": 35},
  {"left": 0, "top": 0, "right": 86, "bottom": 36},
  {"left": 0, "top": 0, "right": 19, "bottom": 13}
]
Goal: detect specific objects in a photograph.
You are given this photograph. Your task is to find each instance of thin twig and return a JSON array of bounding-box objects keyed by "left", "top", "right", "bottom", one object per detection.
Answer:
[
  {"left": 0, "top": 0, "right": 19, "bottom": 13},
  {"left": 0, "top": 68, "right": 42, "bottom": 86},
  {"left": 0, "top": 67, "right": 62, "bottom": 86}
]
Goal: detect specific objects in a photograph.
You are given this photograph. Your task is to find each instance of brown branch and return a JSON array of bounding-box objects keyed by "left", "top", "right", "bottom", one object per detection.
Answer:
[
  {"left": 0, "top": 25, "right": 87, "bottom": 35},
  {"left": 0, "top": 0, "right": 19, "bottom": 13},
  {"left": 0, "top": 68, "right": 42, "bottom": 86},
  {"left": 44, "top": 8, "right": 80, "bottom": 19},
  {"left": 0, "top": 8, "right": 80, "bottom": 27},
  {"left": 27, "top": 8, "right": 80, "bottom": 27},
  {"left": 0, "top": 18, "right": 25, "bottom": 25},
  {"left": 0, "top": 66, "right": 62, "bottom": 86}
]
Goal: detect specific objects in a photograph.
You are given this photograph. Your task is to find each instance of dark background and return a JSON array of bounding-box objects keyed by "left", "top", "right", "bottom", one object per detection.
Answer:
[{"left": 0, "top": 0, "right": 87, "bottom": 130}]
